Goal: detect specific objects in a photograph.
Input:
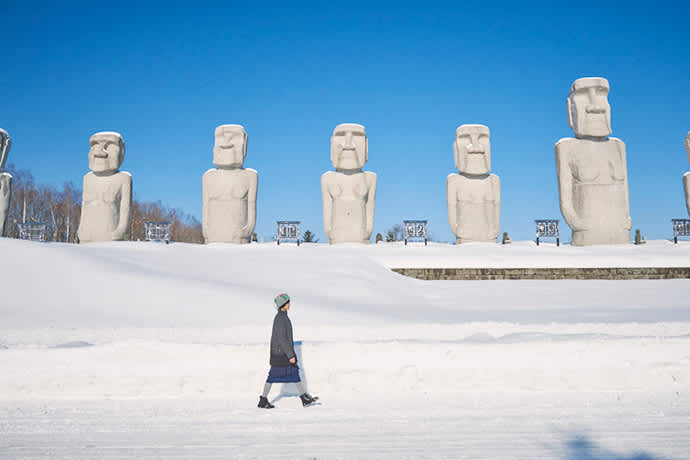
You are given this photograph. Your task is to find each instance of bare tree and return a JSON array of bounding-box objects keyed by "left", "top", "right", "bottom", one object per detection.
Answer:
[{"left": 3, "top": 164, "right": 201, "bottom": 243}]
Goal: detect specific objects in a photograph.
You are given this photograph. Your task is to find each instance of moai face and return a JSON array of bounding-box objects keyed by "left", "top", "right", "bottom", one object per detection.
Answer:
[
  {"left": 454, "top": 124, "right": 491, "bottom": 175},
  {"left": 685, "top": 132, "right": 690, "bottom": 163},
  {"left": 331, "top": 123, "right": 368, "bottom": 170},
  {"left": 567, "top": 77, "right": 612, "bottom": 138},
  {"left": 88, "top": 132, "right": 125, "bottom": 174},
  {"left": 0, "top": 129, "right": 10, "bottom": 171},
  {"left": 213, "top": 124, "right": 247, "bottom": 168}
]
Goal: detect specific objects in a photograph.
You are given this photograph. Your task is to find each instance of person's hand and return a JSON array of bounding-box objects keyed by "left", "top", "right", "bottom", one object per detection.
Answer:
[{"left": 289, "top": 357, "right": 296, "bottom": 364}]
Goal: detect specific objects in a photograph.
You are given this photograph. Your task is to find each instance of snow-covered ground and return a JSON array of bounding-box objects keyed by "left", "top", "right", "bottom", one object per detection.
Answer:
[{"left": 1, "top": 238, "right": 689, "bottom": 459}]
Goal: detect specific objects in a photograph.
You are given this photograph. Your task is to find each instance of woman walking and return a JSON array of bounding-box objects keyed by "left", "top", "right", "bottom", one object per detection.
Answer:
[{"left": 258, "top": 293, "right": 318, "bottom": 408}]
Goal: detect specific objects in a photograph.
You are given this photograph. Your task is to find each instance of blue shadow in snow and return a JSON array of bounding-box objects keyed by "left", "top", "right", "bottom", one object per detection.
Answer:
[
  {"left": 50, "top": 341, "right": 93, "bottom": 349},
  {"left": 566, "top": 436, "right": 677, "bottom": 460}
]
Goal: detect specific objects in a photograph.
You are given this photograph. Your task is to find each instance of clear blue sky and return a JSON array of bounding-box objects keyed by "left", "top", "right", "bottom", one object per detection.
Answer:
[{"left": 2, "top": 2, "right": 689, "bottom": 242}]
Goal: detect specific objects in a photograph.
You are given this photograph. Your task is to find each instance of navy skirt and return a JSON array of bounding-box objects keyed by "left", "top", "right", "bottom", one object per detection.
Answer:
[{"left": 266, "top": 365, "right": 301, "bottom": 383}]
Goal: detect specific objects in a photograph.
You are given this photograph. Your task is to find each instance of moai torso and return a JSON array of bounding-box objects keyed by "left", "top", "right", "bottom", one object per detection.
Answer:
[
  {"left": 683, "top": 133, "right": 690, "bottom": 215},
  {"left": 447, "top": 124, "right": 500, "bottom": 243},
  {"left": 322, "top": 170, "right": 377, "bottom": 243},
  {"left": 555, "top": 77, "right": 631, "bottom": 246},
  {"left": 202, "top": 124, "right": 257, "bottom": 244},
  {"left": 79, "top": 172, "right": 132, "bottom": 242},
  {"left": 202, "top": 168, "right": 258, "bottom": 243},
  {"left": 556, "top": 137, "right": 629, "bottom": 243},
  {"left": 321, "top": 123, "right": 377, "bottom": 244},
  {"left": 77, "top": 132, "right": 132, "bottom": 243},
  {"left": 447, "top": 173, "right": 500, "bottom": 243},
  {"left": 0, "top": 129, "right": 12, "bottom": 237}
]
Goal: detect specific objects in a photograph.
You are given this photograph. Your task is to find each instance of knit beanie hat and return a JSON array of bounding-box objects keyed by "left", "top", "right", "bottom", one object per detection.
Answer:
[{"left": 274, "top": 293, "right": 290, "bottom": 310}]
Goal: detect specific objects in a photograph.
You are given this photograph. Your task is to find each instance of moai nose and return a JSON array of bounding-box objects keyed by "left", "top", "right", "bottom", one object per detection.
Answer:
[
  {"left": 585, "top": 87, "right": 606, "bottom": 112},
  {"left": 467, "top": 134, "right": 484, "bottom": 152},
  {"left": 345, "top": 131, "right": 354, "bottom": 147}
]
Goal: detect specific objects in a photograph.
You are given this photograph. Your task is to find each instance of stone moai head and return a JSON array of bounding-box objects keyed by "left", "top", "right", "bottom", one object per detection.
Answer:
[
  {"left": 88, "top": 131, "right": 125, "bottom": 174},
  {"left": 454, "top": 124, "right": 491, "bottom": 175},
  {"left": 213, "top": 124, "right": 247, "bottom": 168},
  {"left": 330, "top": 123, "right": 368, "bottom": 170},
  {"left": 685, "top": 132, "right": 690, "bottom": 163},
  {"left": 0, "top": 128, "right": 10, "bottom": 171},
  {"left": 567, "top": 77, "right": 612, "bottom": 138}
]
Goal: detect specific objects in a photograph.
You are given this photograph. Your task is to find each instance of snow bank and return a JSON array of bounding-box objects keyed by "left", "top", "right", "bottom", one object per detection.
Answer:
[{"left": 2, "top": 238, "right": 690, "bottom": 329}]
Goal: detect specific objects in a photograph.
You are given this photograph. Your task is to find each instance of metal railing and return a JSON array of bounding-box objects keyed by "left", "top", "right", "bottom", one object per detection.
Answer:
[
  {"left": 535, "top": 219, "right": 560, "bottom": 246},
  {"left": 672, "top": 219, "right": 690, "bottom": 244},
  {"left": 276, "top": 221, "right": 301, "bottom": 246},
  {"left": 145, "top": 221, "right": 171, "bottom": 243},
  {"left": 17, "top": 223, "right": 47, "bottom": 242},
  {"left": 403, "top": 220, "right": 428, "bottom": 246}
]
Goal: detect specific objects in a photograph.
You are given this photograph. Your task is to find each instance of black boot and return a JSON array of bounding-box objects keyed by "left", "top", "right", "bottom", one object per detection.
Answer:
[
  {"left": 300, "top": 393, "right": 319, "bottom": 407},
  {"left": 258, "top": 396, "right": 274, "bottom": 409}
]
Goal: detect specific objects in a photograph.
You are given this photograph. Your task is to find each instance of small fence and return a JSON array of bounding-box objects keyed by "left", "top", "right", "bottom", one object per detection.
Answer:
[
  {"left": 403, "top": 220, "right": 428, "bottom": 246},
  {"left": 672, "top": 219, "right": 690, "bottom": 244},
  {"left": 535, "top": 219, "right": 560, "bottom": 246},
  {"left": 276, "top": 221, "right": 301, "bottom": 246},
  {"left": 17, "top": 223, "right": 47, "bottom": 242},
  {"left": 144, "top": 221, "right": 171, "bottom": 243}
]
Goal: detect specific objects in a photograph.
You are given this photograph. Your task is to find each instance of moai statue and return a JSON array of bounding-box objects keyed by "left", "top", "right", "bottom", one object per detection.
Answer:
[
  {"left": 446, "top": 124, "right": 501, "bottom": 243},
  {"left": 555, "top": 77, "right": 632, "bottom": 245},
  {"left": 0, "top": 129, "right": 11, "bottom": 237},
  {"left": 77, "top": 132, "right": 132, "bottom": 243},
  {"left": 683, "top": 133, "right": 690, "bottom": 214},
  {"left": 202, "top": 124, "right": 257, "bottom": 244},
  {"left": 321, "top": 123, "right": 377, "bottom": 244}
]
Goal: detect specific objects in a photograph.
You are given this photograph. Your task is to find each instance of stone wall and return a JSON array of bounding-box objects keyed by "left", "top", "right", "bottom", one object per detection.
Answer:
[{"left": 391, "top": 267, "right": 690, "bottom": 280}]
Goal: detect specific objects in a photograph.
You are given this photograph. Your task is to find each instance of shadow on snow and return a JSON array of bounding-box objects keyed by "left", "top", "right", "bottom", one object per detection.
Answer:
[{"left": 566, "top": 436, "right": 678, "bottom": 460}]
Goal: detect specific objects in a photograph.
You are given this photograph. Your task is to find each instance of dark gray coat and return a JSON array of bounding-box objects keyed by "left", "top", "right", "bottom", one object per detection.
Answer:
[{"left": 270, "top": 310, "right": 296, "bottom": 366}]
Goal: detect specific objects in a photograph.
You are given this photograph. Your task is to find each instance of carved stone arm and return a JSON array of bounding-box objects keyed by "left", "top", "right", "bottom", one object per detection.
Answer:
[
  {"left": 365, "top": 172, "right": 377, "bottom": 238},
  {"left": 114, "top": 174, "right": 132, "bottom": 239},
  {"left": 490, "top": 175, "right": 501, "bottom": 240},
  {"left": 555, "top": 143, "right": 588, "bottom": 231},
  {"left": 243, "top": 171, "right": 258, "bottom": 238},
  {"left": 321, "top": 173, "right": 333, "bottom": 242},
  {"left": 446, "top": 175, "right": 458, "bottom": 236}
]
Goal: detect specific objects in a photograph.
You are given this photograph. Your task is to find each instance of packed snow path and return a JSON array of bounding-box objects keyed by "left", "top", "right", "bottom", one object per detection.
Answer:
[
  {"left": 1, "top": 397, "right": 688, "bottom": 459},
  {"left": 1, "top": 239, "right": 689, "bottom": 458}
]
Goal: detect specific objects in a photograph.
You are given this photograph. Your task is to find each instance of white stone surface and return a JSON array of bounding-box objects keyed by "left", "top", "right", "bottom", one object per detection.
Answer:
[
  {"left": 77, "top": 132, "right": 132, "bottom": 243},
  {"left": 0, "top": 128, "right": 12, "bottom": 237},
  {"left": 321, "top": 123, "right": 377, "bottom": 244},
  {"left": 202, "top": 124, "right": 257, "bottom": 244},
  {"left": 555, "top": 77, "right": 632, "bottom": 246},
  {"left": 447, "top": 124, "right": 500, "bottom": 243},
  {"left": 683, "top": 133, "right": 690, "bottom": 214}
]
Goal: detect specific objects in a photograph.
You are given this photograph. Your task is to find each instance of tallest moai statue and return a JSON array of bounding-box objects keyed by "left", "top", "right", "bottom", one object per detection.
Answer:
[
  {"left": 0, "top": 129, "right": 11, "bottom": 236},
  {"left": 555, "top": 77, "right": 632, "bottom": 246}
]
